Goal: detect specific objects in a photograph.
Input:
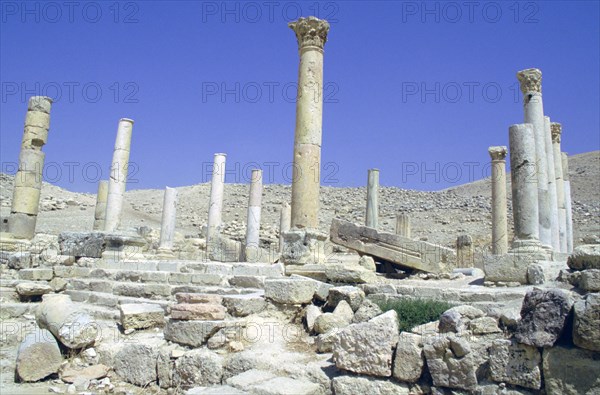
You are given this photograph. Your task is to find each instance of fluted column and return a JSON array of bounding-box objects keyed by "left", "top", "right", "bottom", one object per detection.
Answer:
[
  {"left": 509, "top": 124, "right": 541, "bottom": 247},
  {"left": 158, "top": 187, "right": 178, "bottom": 255},
  {"left": 395, "top": 213, "right": 411, "bottom": 238},
  {"left": 544, "top": 116, "right": 560, "bottom": 251},
  {"left": 562, "top": 153, "right": 574, "bottom": 253},
  {"left": 104, "top": 118, "right": 134, "bottom": 232},
  {"left": 551, "top": 123, "right": 567, "bottom": 252},
  {"left": 488, "top": 146, "right": 508, "bottom": 255},
  {"left": 517, "top": 69, "right": 552, "bottom": 250},
  {"left": 93, "top": 180, "right": 109, "bottom": 230},
  {"left": 206, "top": 153, "right": 226, "bottom": 246},
  {"left": 244, "top": 169, "right": 263, "bottom": 262},
  {"left": 289, "top": 17, "right": 329, "bottom": 229},
  {"left": 8, "top": 96, "right": 52, "bottom": 239},
  {"left": 365, "top": 169, "right": 379, "bottom": 229}
]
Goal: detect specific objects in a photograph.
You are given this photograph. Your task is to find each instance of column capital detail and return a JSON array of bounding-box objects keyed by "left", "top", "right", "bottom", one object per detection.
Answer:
[
  {"left": 488, "top": 146, "right": 508, "bottom": 161},
  {"left": 289, "top": 16, "right": 330, "bottom": 52},
  {"left": 551, "top": 122, "right": 562, "bottom": 143},
  {"left": 517, "top": 68, "right": 542, "bottom": 94}
]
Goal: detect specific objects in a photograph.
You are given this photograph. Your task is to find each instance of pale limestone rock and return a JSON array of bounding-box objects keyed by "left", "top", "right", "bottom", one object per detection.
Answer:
[
  {"left": 164, "top": 320, "right": 242, "bottom": 347},
  {"left": 352, "top": 299, "right": 382, "bottom": 323},
  {"left": 573, "top": 293, "right": 600, "bottom": 352},
  {"left": 358, "top": 255, "right": 376, "bottom": 271},
  {"left": 119, "top": 303, "right": 164, "bottom": 330},
  {"left": 393, "top": 334, "right": 423, "bottom": 382},
  {"left": 327, "top": 286, "right": 365, "bottom": 312},
  {"left": 314, "top": 313, "right": 349, "bottom": 335},
  {"left": 113, "top": 343, "right": 158, "bottom": 386},
  {"left": 226, "top": 369, "right": 276, "bottom": 389},
  {"left": 438, "top": 310, "right": 466, "bottom": 334},
  {"left": 60, "top": 364, "right": 110, "bottom": 383},
  {"left": 170, "top": 304, "right": 226, "bottom": 321},
  {"left": 250, "top": 376, "right": 320, "bottom": 395},
  {"left": 489, "top": 339, "right": 541, "bottom": 390},
  {"left": 16, "top": 328, "right": 62, "bottom": 382},
  {"left": 173, "top": 348, "right": 224, "bottom": 389},
  {"left": 304, "top": 305, "right": 322, "bottom": 332},
  {"left": 332, "top": 310, "right": 399, "bottom": 377},
  {"left": 324, "top": 263, "right": 378, "bottom": 284},
  {"left": 468, "top": 317, "right": 501, "bottom": 335},
  {"left": 580, "top": 269, "right": 600, "bottom": 292},
  {"left": 332, "top": 375, "right": 410, "bottom": 395},
  {"left": 16, "top": 282, "right": 53, "bottom": 297},
  {"left": 543, "top": 345, "right": 600, "bottom": 395},
  {"left": 333, "top": 300, "right": 354, "bottom": 322},
  {"left": 445, "top": 305, "right": 485, "bottom": 320},
  {"left": 176, "top": 293, "right": 223, "bottom": 304},
  {"left": 222, "top": 295, "right": 266, "bottom": 317},
  {"left": 568, "top": 244, "right": 600, "bottom": 270},
  {"left": 264, "top": 278, "right": 316, "bottom": 304},
  {"left": 423, "top": 335, "right": 478, "bottom": 391}
]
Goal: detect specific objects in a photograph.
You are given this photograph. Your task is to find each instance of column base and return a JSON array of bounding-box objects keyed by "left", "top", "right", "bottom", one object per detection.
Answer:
[
  {"left": 101, "top": 233, "right": 147, "bottom": 261},
  {"left": 280, "top": 228, "right": 327, "bottom": 265},
  {"left": 484, "top": 239, "right": 548, "bottom": 284},
  {"left": 7, "top": 213, "right": 37, "bottom": 240},
  {"left": 0, "top": 232, "right": 31, "bottom": 253},
  {"left": 156, "top": 248, "right": 176, "bottom": 260}
]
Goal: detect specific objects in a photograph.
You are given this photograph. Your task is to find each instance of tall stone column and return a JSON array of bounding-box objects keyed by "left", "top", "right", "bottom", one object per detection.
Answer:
[
  {"left": 551, "top": 123, "right": 567, "bottom": 252},
  {"left": 488, "top": 146, "right": 508, "bottom": 255},
  {"left": 206, "top": 153, "right": 226, "bottom": 246},
  {"left": 104, "top": 118, "right": 134, "bottom": 232},
  {"left": 8, "top": 96, "right": 52, "bottom": 239},
  {"left": 395, "top": 213, "right": 411, "bottom": 238},
  {"left": 562, "top": 153, "right": 574, "bottom": 253},
  {"left": 281, "top": 17, "right": 330, "bottom": 266},
  {"left": 544, "top": 116, "right": 560, "bottom": 251},
  {"left": 244, "top": 169, "right": 263, "bottom": 262},
  {"left": 517, "top": 69, "right": 552, "bottom": 250},
  {"left": 289, "top": 16, "right": 329, "bottom": 229},
  {"left": 92, "top": 180, "right": 109, "bottom": 230},
  {"left": 158, "top": 187, "right": 178, "bottom": 257},
  {"left": 365, "top": 169, "right": 379, "bottom": 229},
  {"left": 279, "top": 202, "right": 291, "bottom": 253}
]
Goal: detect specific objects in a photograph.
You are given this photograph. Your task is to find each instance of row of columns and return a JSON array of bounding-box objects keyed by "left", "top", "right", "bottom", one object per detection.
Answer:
[{"left": 488, "top": 68, "right": 573, "bottom": 258}]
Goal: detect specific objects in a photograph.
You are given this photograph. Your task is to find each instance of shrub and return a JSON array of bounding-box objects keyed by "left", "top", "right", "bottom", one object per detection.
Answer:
[{"left": 375, "top": 298, "right": 453, "bottom": 333}]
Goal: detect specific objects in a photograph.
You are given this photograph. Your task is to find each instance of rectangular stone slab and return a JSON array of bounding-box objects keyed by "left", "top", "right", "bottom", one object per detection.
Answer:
[{"left": 330, "top": 219, "right": 456, "bottom": 274}]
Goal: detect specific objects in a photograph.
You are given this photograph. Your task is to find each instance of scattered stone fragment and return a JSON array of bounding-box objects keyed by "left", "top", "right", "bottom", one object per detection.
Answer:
[
  {"left": 393, "top": 333, "right": 423, "bottom": 383},
  {"left": 332, "top": 375, "right": 410, "bottom": 395},
  {"left": 438, "top": 310, "right": 465, "bottom": 333},
  {"left": 60, "top": 364, "right": 110, "bottom": 383},
  {"left": 572, "top": 293, "right": 600, "bottom": 352},
  {"left": 580, "top": 269, "right": 600, "bottom": 292},
  {"left": 173, "top": 349, "right": 224, "bottom": 389},
  {"left": 113, "top": 343, "right": 158, "bottom": 387},
  {"left": 515, "top": 288, "right": 573, "bottom": 347},
  {"left": 568, "top": 244, "right": 600, "bottom": 270},
  {"left": 226, "top": 369, "right": 276, "bottom": 390},
  {"left": 16, "top": 282, "right": 53, "bottom": 297},
  {"left": 423, "top": 335, "right": 478, "bottom": 391},
  {"left": 264, "top": 278, "right": 316, "bottom": 304},
  {"left": 313, "top": 313, "right": 349, "bottom": 335},
  {"left": 543, "top": 345, "right": 600, "bottom": 395},
  {"left": 249, "top": 376, "right": 320, "bottom": 395},
  {"left": 333, "top": 300, "right": 354, "bottom": 322},
  {"left": 327, "top": 286, "right": 365, "bottom": 311},
  {"left": 304, "top": 305, "right": 322, "bottom": 332},
  {"left": 119, "top": 303, "right": 165, "bottom": 330},
  {"left": 58, "top": 232, "right": 105, "bottom": 258},
  {"left": 358, "top": 255, "right": 376, "bottom": 271},
  {"left": 175, "top": 293, "right": 223, "bottom": 305},
  {"left": 16, "top": 328, "right": 63, "bottom": 382},
  {"left": 469, "top": 316, "right": 501, "bottom": 335},
  {"left": 222, "top": 295, "right": 266, "bottom": 317},
  {"left": 489, "top": 339, "right": 541, "bottom": 390},
  {"left": 352, "top": 299, "right": 382, "bottom": 323},
  {"left": 171, "top": 304, "right": 226, "bottom": 321}
]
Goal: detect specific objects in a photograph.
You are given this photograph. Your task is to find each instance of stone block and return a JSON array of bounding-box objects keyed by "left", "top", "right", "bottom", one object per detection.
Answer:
[
  {"left": 543, "top": 345, "right": 600, "bottom": 395},
  {"left": 16, "top": 328, "right": 63, "bottom": 382},
  {"left": 580, "top": 269, "right": 600, "bottom": 292},
  {"left": 489, "top": 339, "right": 541, "bottom": 390},
  {"left": 332, "top": 375, "right": 410, "bottom": 395},
  {"left": 573, "top": 293, "right": 600, "bottom": 352},
  {"left": 568, "top": 244, "right": 600, "bottom": 270},
  {"left": 19, "top": 268, "right": 53, "bottom": 281},
  {"left": 119, "top": 303, "right": 165, "bottom": 330},
  {"left": 171, "top": 304, "right": 226, "bottom": 321},
  {"left": 58, "top": 232, "right": 105, "bottom": 258},
  {"left": 264, "top": 278, "right": 316, "bottom": 304}
]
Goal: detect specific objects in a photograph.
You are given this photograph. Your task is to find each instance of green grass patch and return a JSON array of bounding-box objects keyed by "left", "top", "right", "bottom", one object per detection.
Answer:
[{"left": 375, "top": 298, "right": 454, "bottom": 333}]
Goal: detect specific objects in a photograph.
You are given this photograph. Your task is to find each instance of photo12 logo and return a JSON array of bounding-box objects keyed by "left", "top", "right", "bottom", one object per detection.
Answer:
[
  {"left": 201, "top": 81, "right": 339, "bottom": 104},
  {"left": 1, "top": 82, "right": 140, "bottom": 104},
  {"left": 200, "top": 1, "right": 340, "bottom": 23},
  {"left": 1, "top": 1, "right": 140, "bottom": 24},
  {"left": 400, "top": 1, "right": 540, "bottom": 24}
]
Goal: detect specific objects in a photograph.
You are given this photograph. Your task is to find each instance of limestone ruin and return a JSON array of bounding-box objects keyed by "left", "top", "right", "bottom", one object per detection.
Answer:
[{"left": 0, "top": 15, "right": 598, "bottom": 395}]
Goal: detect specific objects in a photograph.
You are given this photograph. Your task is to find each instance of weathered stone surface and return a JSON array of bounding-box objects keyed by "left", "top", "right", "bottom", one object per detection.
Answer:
[
  {"left": 16, "top": 328, "right": 63, "bottom": 382},
  {"left": 264, "top": 278, "right": 316, "bottom": 304},
  {"left": 164, "top": 320, "right": 242, "bottom": 348},
  {"left": 515, "top": 288, "right": 573, "bottom": 347},
  {"left": 543, "top": 345, "right": 600, "bottom": 395},
  {"left": 328, "top": 286, "right": 365, "bottom": 311},
  {"left": 19, "top": 268, "right": 53, "bottom": 281},
  {"left": 60, "top": 364, "right": 110, "bottom": 383},
  {"left": 315, "top": 330, "right": 337, "bottom": 353},
  {"left": 119, "top": 303, "right": 164, "bottom": 330},
  {"left": 36, "top": 294, "right": 97, "bottom": 349},
  {"left": 113, "top": 343, "right": 158, "bottom": 386},
  {"left": 314, "top": 313, "right": 349, "bottom": 335},
  {"left": 469, "top": 317, "right": 501, "bottom": 335},
  {"left": 250, "top": 376, "right": 321, "bottom": 395},
  {"left": 332, "top": 375, "right": 410, "bottom": 395},
  {"left": 445, "top": 305, "right": 485, "bottom": 319},
  {"left": 176, "top": 293, "right": 223, "bottom": 304},
  {"left": 573, "top": 293, "right": 600, "bottom": 352},
  {"left": 16, "top": 282, "right": 53, "bottom": 297},
  {"left": 222, "top": 295, "right": 266, "bottom": 317},
  {"left": 358, "top": 255, "right": 376, "bottom": 271},
  {"left": 289, "top": 274, "right": 332, "bottom": 301},
  {"left": 185, "top": 386, "right": 247, "bottom": 395},
  {"left": 423, "top": 335, "right": 478, "bottom": 391},
  {"left": 332, "top": 310, "right": 399, "bottom": 377},
  {"left": 393, "top": 333, "right": 423, "bottom": 382},
  {"left": 580, "top": 269, "right": 600, "bottom": 292},
  {"left": 281, "top": 229, "right": 327, "bottom": 265},
  {"left": 58, "top": 232, "right": 105, "bottom": 258},
  {"left": 568, "top": 244, "right": 600, "bottom": 270},
  {"left": 352, "top": 299, "right": 382, "bottom": 323},
  {"left": 330, "top": 219, "right": 456, "bottom": 273},
  {"left": 171, "top": 304, "right": 226, "bottom": 321},
  {"left": 173, "top": 349, "right": 224, "bottom": 389},
  {"left": 439, "top": 310, "right": 466, "bottom": 333},
  {"left": 8, "top": 252, "right": 32, "bottom": 269},
  {"left": 489, "top": 339, "right": 541, "bottom": 390},
  {"left": 157, "top": 344, "right": 178, "bottom": 389},
  {"left": 304, "top": 305, "right": 321, "bottom": 332},
  {"left": 226, "top": 369, "right": 276, "bottom": 389},
  {"left": 333, "top": 300, "right": 354, "bottom": 322},
  {"left": 324, "top": 263, "right": 378, "bottom": 284}
]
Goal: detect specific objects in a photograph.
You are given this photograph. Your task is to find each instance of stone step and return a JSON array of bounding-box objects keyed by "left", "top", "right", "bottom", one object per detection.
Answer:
[
  {"left": 0, "top": 286, "right": 19, "bottom": 302},
  {"left": 65, "top": 289, "right": 173, "bottom": 311},
  {"left": 0, "top": 302, "right": 37, "bottom": 319},
  {"left": 71, "top": 301, "right": 120, "bottom": 321}
]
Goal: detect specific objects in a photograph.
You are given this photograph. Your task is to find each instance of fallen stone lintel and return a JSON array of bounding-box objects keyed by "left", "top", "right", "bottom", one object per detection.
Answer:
[{"left": 330, "top": 219, "right": 456, "bottom": 274}]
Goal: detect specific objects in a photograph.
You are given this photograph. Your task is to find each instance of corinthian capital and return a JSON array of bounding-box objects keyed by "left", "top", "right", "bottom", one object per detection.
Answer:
[
  {"left": 551, "top": 122, "right": 562, "bottom": 143},
  {"left": 517, "top": 68, "right": 542, "bottom": 95},
  {"left": 488, "top": 146, "right": 508, "bottom": 161},
  {"left": 289, "top": 16, "right": 330, "bottom": 52}
]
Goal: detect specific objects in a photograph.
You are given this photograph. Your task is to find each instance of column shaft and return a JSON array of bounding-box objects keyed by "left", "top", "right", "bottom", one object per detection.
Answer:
[
  {"left": 551, "top": 123, "right": 567, "bottom": 252},
  {"left": 279, "top": 202, "right": 291, "bottom": 253},
  {"left": 207, "top": 153, "right": 226, "bottom": 245},
  {"left": 8, "top": 96, "right": 52, "bottom": 239},
  {"left": 562, "top": 153, "right": 574, "bottom": 253},
  {"left": 365, "top": 169, "right": 379, "bottom": 229},
  {"left": 395, "top": 213, "right": 411, "bottom": 238},
  {"left": 245, "top": 169, "right": 263, "bottom": 260},
  {"left": 104, "top": 118, "right": 134, "bottom": 232},
  {"left": 544, "top": 117, "right": 560, "bottom": 250},
  {"left": 489, "top": 146, "right": 508, "bottom": 255},
  {"left": 93, "top": 180, "right": 109, "bottom": 230},
  {"left": 159, "top": 187, "right": 178, "bottom": 251}
]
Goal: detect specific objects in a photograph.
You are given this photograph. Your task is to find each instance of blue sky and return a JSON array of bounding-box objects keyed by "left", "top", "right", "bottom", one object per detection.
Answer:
[{"left": 1, "top": 0, "right": 599, "bottom": 192}]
